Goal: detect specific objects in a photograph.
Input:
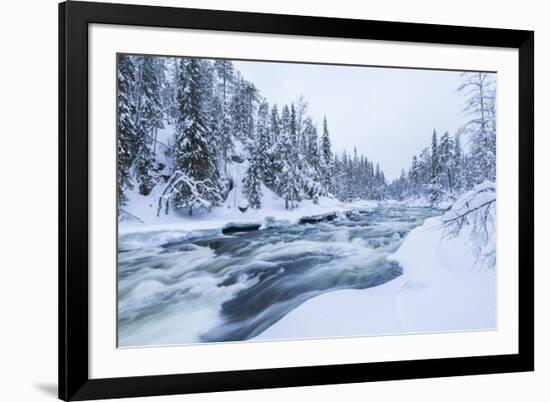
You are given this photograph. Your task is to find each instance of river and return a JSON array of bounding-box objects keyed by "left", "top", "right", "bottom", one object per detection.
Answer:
[{"left": 117, "top": 205, "right": 441, "bottom": 347}]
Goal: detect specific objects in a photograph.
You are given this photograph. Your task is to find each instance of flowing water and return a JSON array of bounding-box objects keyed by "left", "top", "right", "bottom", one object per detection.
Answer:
[{"left": 117, "top": 206, "right": 441, "bottom": 347}]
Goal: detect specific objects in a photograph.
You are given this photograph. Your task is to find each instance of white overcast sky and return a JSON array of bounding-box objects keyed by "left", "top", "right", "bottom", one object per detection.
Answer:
[{"left": 234, "top": 60, "right": 479, "bottom": 180}]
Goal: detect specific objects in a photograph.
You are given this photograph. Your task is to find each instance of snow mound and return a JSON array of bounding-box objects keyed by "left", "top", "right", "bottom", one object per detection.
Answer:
[{"left": 254, "top": 185, "right": 496, "bottom": 340}]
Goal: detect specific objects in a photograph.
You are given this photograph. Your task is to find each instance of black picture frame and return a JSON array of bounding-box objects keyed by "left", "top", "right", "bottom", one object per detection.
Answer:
[{"left": 59, "top": 1, "right": 534, "bottom": 400}]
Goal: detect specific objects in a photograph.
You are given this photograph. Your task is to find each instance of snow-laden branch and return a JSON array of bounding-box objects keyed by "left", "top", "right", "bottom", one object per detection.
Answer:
[
  {"left": 438, "top": 181, "right": 496, "bottom": 270},
  {"left": 156, "top": 170, "right": 219, "bottom": 216}
]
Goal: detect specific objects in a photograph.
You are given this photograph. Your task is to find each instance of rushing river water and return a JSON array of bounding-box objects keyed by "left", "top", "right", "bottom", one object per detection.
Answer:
[{"left": 117, "top": 206, "right": 441, "bottom": 347}]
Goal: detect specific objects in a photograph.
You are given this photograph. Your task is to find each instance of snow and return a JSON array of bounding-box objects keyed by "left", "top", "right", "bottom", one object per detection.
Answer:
[
  {"left": 254, "top": 194, "right": 496, "bottom": 341},
  {"left": 120, "top": 124, "right": 378, "bottom": 236},
  {"left": 120, "top": 181, "right": 379, "bottom": 235}
]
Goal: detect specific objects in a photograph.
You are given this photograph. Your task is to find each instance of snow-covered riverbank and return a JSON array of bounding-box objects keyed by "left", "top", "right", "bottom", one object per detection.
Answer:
[
  {"left": 119, "top": 185, "right": 379, "bottom": 235},
  {"left": 255, "top": 189, "right": 496, "bottom": 340}
]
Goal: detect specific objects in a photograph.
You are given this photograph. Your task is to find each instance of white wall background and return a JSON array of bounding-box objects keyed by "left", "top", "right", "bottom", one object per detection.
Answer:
[{"left": 0, "top": 0, "right": 545, "bottom": 401}]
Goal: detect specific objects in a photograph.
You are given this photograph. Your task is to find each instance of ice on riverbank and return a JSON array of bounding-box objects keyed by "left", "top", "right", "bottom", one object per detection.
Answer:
[{"left": 254, "top": 186, "right": 496, "bottom": 340}]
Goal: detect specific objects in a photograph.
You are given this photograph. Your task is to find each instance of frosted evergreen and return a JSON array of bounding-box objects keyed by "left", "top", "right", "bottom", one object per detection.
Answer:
[{"left": 116, "top": 56, "right": 497, "bottom": 213}]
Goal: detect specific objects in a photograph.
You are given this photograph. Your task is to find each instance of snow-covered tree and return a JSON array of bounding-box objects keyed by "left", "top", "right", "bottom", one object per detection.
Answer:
[
  {"left": 117, "top": 54, "right": 138, "bottom": 206},
  {"left": 457, "top": 72, "right": 496, "bottom": 183},
  {"left": 168, "top": 58, "right": 223, "bottom": 215},
  {"left": 441, "top": 181, "right": 496, "bottom": 269},
  {"left": 243, "top": 143, "right": 263, "bottom": 209},
  {"left": 243, "top": 98, "right": 271, "bottom": 209},
  {"left": 255, "top": 99, "right": 272, "bottom": 181},
  {"left": 275, "top": 104, "right": 301, "bottom": 209},
  {"left": 213, "top": 59, "right": 234, "bottom": 103},
  {"left": 118, "top": 54, "right": 399, "bottom": 216},
  {"left": 302, "top": 118, "right": 322, "bottom": 199},
  {"left": 452, "top": 133, "right": 464, "bottom": 193},
  {"left": 429, "top": 130, "right": 442, "bottom": 202},
  {"left": 230, "top": 75, "right": 258, "bottom": 145},
  {"left": 264, "top": 104, "right": 282, "bottom": 189},
  {"left": 319, "top": 116, "right": 334, "bottom": 196},
  {"left": 213, "top": 60, "right": 235, "bottom": 171},
  {"left": 438, "top": 131, "right": 454, "bottom": 192},
  {"left": 407, "top": 155, "right": 421, "bottom": 196},
  {"left": 133, "top": 56, "right": 165, "bottom": 196}
]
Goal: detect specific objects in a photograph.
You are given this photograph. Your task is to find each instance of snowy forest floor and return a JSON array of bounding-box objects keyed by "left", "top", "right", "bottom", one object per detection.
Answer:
[
  {"left": 254, "top": 211, "right": 496, "bottom": 340},
  {"left": 119, "top": 184, "right": 379, "bottom": 235}
]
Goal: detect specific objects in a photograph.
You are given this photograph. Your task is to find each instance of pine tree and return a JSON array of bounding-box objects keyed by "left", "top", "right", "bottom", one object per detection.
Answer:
[
  {"left": 374, "top": 163, "right": 382, "bottom": 200},
  {"left": 139, "top": 56, "right": 165, "bottom": 131},
  {"left": 429, "top": 129, "right": 441, "bottom": 202},
  {"left": 117, "top": 54, "right": 138, "bottom": 206},
  {"left": 290, "top": 104, "right": 299, "bottom": 151},
  {"left": 302, "top": 118, "right": 322, "bottom": 199},
  {"left": 213, "top": 59, "right": 235, "bottom": 103},
  {"left": 214, "top": 60, "right": 235, "bottom": 171},
  {"left": 287, "top": 104, "right": 302, "bottom": 207},
  {"left": 230, "top": 75, "right": 259, "bottom": 146},
  {"left": 398, "top": 169, "right": 408, "bottom": 199},
  {"left": 134, "top": 56, "right": 165, "bottom": 196},
  {"left": 255, "top": 99, "right": 272, "bottom": 187},
  {"left": 430, "top": 129, "right": 440, "bottom": 183},
  {"left": 201, "top": 60, "right": 230, "bottom": 198},
  {"left": 229, "top": 75, "right": 246, "bottom": 143},
  {"left": 320, "top": 116, "right": 334, "bottom": 196},
  {"left": 171, "top": 58, "right": 223, "bottom": 215},
  {"left": 242, "top": 100, "right": 267, "bottom": 210},
  {"left": 408, "top": 155, "right": 420, "bottom": 196},
  {"left": 275, "top": 105, "right": 301, "bottom": 209},
  {"left": 294, "top": 95, "right": 309, "bottom": 159},
  {"left": 243, "top": 141, "right": 263, "bottom": 209},
  {"left": 303, "top": 118, "right": 319, "bottom": 169},
  {"left": 452, "top": 133, "right": 464, "bottom": 193},
  {"left": 438, "top": 131, "right": 454, "bottom": 192},
  {"left": 418, "top": 147, "right": 432, "bottom": 197},
  {"left": 265, "top": 104, "right": 282, "bottom": 189}
]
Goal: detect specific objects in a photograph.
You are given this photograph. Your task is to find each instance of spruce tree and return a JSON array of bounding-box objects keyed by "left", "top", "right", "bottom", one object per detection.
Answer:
[
  {"left": 288, "top": 104, "right": 302, "bottom": 207},
  {"left": 172, "top": 58, "right": 222, "bottom": 215},
  {"left": 408, "top": 155, "right": 421, "bottom": 196},
  {"left": 274, "top": 106, "right": 289, "bottom": 199},
  {"left": 202, "top": 60, "right": 229, "bottom": 198},
  {"left": 255, "top": 99, "right": 272, "bottom": 182},
  {"left": 117, "top": 54, "right": 138, "bottom": 206},
  {"left": 134, "top": 56, "right": 165, "bottom": 196},
  {"left": 418, "top": 147, "right": 432, "bottom": 197},
  {"left": 243, "top": 144, "right": 263, "bottom": 209},
  {"left": 320, "top": 116, "right": 334, "bottom": 196},
  {"left": 230, "top": 75, "right": 258, "bottom": 145},
  {"left": 275, "top": 105, "right": 301, "bottom": 209},
  {"left": 214, "top": 60, "right": 235, "bottom": 171},
  {"left": 303, "top": 118, "right": 322, "bottom": 199},
  {"left": 266, "top": 104, "right": 282, "bottom": 189},
  {"left": 429, "top": 129, "right": 441, "bottom": 202},
  {"left": 438, "top": 131, "right": 454, "bottom": 192},
  {"left": 452, "top": 133, "right": 464, "bottom": 193}
]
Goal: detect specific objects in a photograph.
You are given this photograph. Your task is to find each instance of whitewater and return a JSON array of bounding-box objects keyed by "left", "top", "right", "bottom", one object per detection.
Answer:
[{"left": 117, "top": 205, "right": 442, "bottom": 346}]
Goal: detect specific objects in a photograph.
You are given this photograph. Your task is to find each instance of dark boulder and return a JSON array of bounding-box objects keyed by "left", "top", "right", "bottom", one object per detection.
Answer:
[
  {"left": 298, "top": 212, "right": 337, "bottom": 225},
  {"left": 222, "top": 222, "right": 261, "bottom": 235}
]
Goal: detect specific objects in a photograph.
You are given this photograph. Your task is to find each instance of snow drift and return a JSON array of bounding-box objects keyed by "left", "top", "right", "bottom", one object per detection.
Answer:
[{"left": 254, "top": 182, "right": 496, "bottom": 340}]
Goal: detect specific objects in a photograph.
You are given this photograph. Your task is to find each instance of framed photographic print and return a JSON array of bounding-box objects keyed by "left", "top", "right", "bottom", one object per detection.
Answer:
[{"left": 59, "top": 1, "right": 534, "bottom": 400}]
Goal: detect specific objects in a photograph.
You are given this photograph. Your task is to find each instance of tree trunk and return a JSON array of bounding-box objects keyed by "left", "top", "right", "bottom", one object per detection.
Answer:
[{"left": 188, "top": 207, "right": 193, "bottom": 216}]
